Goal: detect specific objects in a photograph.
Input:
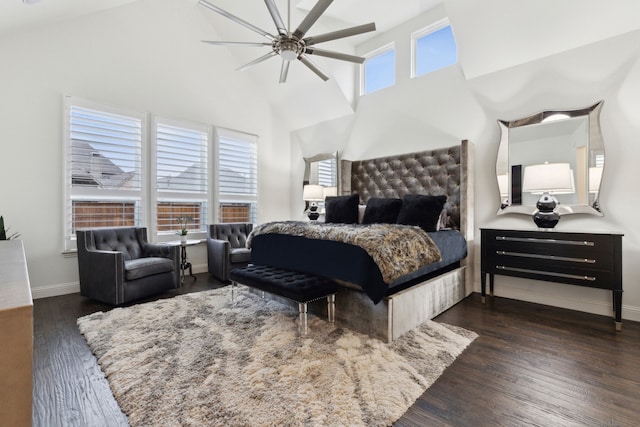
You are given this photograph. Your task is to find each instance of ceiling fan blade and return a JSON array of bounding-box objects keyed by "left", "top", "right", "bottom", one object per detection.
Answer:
[
  {"left": 298, "top": 55, "right": 329, "bottom": 81},
  {"left": 305, "top": 47, "right": 365, "bottom": 64},
  {"left": 236, "top": 51, "right": 278, "bottom": 72},
  {"left": 264, "top": 0, "right": 287, "bottom": 36},
  {"left": 202, "top": 41, "right": 272, "bottom": 47},
  {"left": 304, "top": 22, "right": 376, "bottom": 46},
  {"left": 292, "top": 0, "right": 333, "bottom": 40},
  {"left": 279, "top": 60, "right": 290, "bottom": 84},
  {"left": 199, "top": 0, "right": 276, "bottom": 41}
]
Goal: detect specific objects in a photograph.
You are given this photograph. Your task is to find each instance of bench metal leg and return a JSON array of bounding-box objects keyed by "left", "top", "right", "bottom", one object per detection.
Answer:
[
  {"left": 298, "top": 302, "right": 308, "bottom": 335},
  {"left": 231, "top": 281, "right": 238, "bottom": 304},
  {"left": 327, "top": 294, "right": 335, "bottom": 323}
]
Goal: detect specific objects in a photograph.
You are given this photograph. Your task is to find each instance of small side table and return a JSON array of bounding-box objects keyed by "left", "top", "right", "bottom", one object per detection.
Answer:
[{"left": 166, "top": 239, "right": 200, "bottom": 284}]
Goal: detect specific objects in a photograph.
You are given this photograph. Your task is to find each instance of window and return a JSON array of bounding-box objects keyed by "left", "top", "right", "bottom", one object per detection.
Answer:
[
  {"left": 153, "top": 118, "right": 209, "bottom": 235},
  {"left": 361, "top": 44, "right": 395, "bottom": 95},
  {"left": 412, "top": 20, "right": 457, "bottom": 78},
  {"left": 317, "top": 158, "right": 337, "bottom": 187},
  {"left": 217, "top": 128, "right": 258, "bottom": 223},
  {"left": 64, "top": 97, "right": 260, "bottom": 249},
  {"left": 64, "top": 97, "right": 145, "bottom": 250}
]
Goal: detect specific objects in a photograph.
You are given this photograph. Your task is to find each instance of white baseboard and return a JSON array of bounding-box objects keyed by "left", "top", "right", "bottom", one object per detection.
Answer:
[
  {"left": 473, "top": 281, "right": 640, "bottom": 324},
  {"left": 32, "top": 282, "right": 80, "bottom": 300},
  {"left": 31, "top": 264, "right": 210, "bottom": 300}
]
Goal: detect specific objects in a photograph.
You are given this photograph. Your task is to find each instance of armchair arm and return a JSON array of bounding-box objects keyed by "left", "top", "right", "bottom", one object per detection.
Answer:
[
  {"left": 143, "top": 242, "right": 179, "bottom": 262},
  {"left": 207, "top": 237, "right": 231, "bottom": 281},
  {"left": 77, "top": 249, "right": 126, "bottom": 305}
]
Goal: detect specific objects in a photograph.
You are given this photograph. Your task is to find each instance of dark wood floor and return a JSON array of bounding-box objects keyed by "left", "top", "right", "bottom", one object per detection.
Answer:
[{"left": 33, "top": 274, "right": 640, "bottom": 427}]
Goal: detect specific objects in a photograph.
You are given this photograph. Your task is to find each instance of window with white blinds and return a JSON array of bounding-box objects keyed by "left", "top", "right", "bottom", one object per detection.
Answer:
[
  {"left": 154, "top": 119, "right": 209, "bottom": 234},
  {"left": 317, "top": 158, "right": 337, "bottom": 187},
  {"left": 64, "top": 97, "right": 144, "bottom": 250},
  {"left": 217, "top": 129, "right": 257, "bottom": 223}
]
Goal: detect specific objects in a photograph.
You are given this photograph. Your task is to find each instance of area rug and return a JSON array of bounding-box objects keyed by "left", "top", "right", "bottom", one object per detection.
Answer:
[{"left": 78, "top": 287, "right": 477, "bottom": 427}]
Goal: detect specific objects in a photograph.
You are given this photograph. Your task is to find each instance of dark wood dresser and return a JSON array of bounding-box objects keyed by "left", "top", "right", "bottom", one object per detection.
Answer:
[{"left": 480, "top": 228, "right": 623, "bottom": 330}]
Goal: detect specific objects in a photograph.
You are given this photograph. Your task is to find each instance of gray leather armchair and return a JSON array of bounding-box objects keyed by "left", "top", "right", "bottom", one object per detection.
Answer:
[
  {"left": 207, "top": 223, "right": 253, "bottom": 282},
  {"left": 76, "top": 227, "right": 180, "bottom": 305}
]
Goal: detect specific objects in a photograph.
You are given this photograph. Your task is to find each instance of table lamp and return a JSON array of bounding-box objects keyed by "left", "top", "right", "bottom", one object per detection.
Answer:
[
  {"left": 522, "top": 162, "right": 574, "bottom": 229},
  {"left": 303, "top": 184, "right": 324, "bottom": 220}
]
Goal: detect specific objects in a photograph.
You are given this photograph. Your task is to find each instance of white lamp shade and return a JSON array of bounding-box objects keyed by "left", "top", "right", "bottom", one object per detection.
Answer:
[
  {"left": 589, "top": 167, "right": 603, "bottom": 192},
  {"left": 303, "top": 184, "right": 324, "bottom": 201},
  {"left": 323, "top": 186, "right": 337, "bottom": 198},
  {"left": 522, "top": 163, "right": 575, "bottom": 194},
  {"left": 497, "top": 174, "right": 509, "bottom": 197}
]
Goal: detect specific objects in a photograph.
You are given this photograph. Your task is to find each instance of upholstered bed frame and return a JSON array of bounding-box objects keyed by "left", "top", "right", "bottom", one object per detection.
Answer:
[{"left": 308, "top": 140, "right": 474, "bottom": 342}]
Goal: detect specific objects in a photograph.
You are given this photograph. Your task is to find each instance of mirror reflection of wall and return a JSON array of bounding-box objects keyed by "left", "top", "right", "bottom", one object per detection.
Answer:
[{"left": 509, "top": 117, "right": 587, "bottom": 207}]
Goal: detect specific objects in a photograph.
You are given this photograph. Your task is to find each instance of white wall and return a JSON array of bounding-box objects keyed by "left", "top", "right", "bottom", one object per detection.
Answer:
[
  {"left": 0, "top": 0, "right": 291, "bottom": 297},
  {"left": 291, "top": 6, "right": 640, "bottom": 322}
]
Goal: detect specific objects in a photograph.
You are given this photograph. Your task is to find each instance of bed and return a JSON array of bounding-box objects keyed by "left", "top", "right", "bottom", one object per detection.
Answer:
[{"left": 250, "top": 140, "right": 474, "bottom": 342}]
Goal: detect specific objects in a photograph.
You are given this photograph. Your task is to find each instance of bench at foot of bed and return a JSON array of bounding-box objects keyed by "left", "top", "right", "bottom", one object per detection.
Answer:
[{"left": 229, "top": 264, "right": 338, "bottom": 335}]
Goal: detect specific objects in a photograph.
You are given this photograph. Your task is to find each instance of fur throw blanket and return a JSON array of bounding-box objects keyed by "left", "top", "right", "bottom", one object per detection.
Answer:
[{"left": 247, "top": 221, "right": 442, "bottom": 284}]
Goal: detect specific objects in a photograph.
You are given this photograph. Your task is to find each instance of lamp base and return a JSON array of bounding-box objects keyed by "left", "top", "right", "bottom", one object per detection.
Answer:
[
  {"left": 532, "top": 211, "right": 560, "bottom": 229},
  {"left": 307, "top": 202, "right": 320, "bottom": 221},
  {"left": 532, "top": 192, "right": 559, "bottom": 229}
]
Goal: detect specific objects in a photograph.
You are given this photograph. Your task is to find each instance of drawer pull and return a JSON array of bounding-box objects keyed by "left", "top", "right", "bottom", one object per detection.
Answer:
[
  {"left": 496, "top": 236, "right": 594, "bottom": 246},
  {"left": 497, "top": 266, "right": 597, "bottom": 282},
  {"left": 496, "top": 251, "right": 596, "bottom": 264}
]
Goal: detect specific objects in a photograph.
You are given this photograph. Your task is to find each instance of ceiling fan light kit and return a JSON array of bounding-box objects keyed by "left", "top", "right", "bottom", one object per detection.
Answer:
[{"left": 198, "top": 0, "right": 376, "bottom": 83}]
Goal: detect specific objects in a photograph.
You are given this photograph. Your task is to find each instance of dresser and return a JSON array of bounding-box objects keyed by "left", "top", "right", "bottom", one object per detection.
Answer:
[
  {"left": 480, "top": 228, "right": 623, "bottom": 330},
  {"left": 0, "top": 240, "right": 33, "bottom": 426}
]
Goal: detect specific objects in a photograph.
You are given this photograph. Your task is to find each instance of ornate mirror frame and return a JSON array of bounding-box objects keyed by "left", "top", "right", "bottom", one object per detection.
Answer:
[
  {"left": 496, "top": 101, "right": 604, "bottom": 217},
  {"left": 303, "top": 151, "right": 338, "bottom": 187}
]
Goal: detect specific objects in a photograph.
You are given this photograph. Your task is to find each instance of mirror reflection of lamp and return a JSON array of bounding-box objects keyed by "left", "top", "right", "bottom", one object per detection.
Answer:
[
  {"left": 303, "top": 184, "right": 324, "bottom": 221},
  {"left": 589, "top": 166, "right": 603, "bottom": 210},
  {"left": 522, "top": 162, "right": 574, "bottom": 229},
  {"left": 497, "top": 174, "right": 509, "bottom": 209}
]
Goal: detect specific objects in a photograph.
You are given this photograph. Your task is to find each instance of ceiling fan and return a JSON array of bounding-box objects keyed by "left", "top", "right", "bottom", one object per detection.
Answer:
[{"left": 198, "top": 0, "right": 376, "bottom": 83}]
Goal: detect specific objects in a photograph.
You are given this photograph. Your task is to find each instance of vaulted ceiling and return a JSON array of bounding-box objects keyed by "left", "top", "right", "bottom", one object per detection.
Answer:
[{"left": 3, "top": 0, "right": 640, "bottom": 131}]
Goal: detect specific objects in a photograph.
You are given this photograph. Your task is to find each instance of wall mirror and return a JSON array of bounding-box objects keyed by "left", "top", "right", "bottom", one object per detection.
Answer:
[
  {"left": 496, "top": 101, "right": 604, "bottom": 216},
  {"left": 303, "top": 152, "right": 338, "bottom": 212},
  {"left": 303, "top": 151, "right": 338, "bottom": 187}
]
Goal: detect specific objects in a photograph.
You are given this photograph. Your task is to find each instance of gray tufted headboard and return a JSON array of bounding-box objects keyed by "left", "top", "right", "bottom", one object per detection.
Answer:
[{"left": 340, "top": 140, "right": 473, "bottom": 239}]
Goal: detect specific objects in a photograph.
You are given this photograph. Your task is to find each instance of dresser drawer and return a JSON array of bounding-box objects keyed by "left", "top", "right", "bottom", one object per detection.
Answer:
[
  {"left": 491, "top": 255, "right": 614, "bottom": 290},
  {"left": 490, "top": 232, "right": 612, "bottom": 259}
]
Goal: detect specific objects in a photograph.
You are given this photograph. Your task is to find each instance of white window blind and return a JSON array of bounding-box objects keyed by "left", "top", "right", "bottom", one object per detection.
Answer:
[
  {"left": 64, "top": 98, "right": 144, "bottom": 249},
  {"left": 317, "top": 158, "right": 337, "bottom": 187},
  {"left": 155, "top": 119, "right": 209, "bottom": 234},
  {"left": 218, "top": 129, "right": 258, "bottom": 223}
]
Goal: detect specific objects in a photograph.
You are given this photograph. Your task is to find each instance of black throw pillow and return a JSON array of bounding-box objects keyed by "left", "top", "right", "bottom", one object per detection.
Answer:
[
  {"left": 396, "top": 194, "right": 447, "bottom": 232},
  {"left": 325, "top": 194, "right": 359, "bottom": 224},
  {"left": 362, "top": 198, "right": 403, "bottom": 224}
]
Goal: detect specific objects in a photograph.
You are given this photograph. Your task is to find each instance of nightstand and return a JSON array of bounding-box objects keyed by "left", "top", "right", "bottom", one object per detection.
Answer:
[{"left": 480, "top": 228, "right": 623, "bottom": 330}]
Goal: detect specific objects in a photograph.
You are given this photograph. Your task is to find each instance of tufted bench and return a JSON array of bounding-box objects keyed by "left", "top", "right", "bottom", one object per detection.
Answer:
[{"left": 229, "top": 264, "right": 338, "bottom": 335}]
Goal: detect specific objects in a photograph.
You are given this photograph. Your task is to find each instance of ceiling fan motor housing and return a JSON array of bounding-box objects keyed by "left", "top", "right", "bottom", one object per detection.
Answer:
[{"left": 275, "top": 38, "right": 303, "bottom": 61}]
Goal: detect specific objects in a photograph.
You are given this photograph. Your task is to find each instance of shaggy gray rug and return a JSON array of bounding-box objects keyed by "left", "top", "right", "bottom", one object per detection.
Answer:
[{"left": 78, "top": 287, "right": 477, "bottom": 427}]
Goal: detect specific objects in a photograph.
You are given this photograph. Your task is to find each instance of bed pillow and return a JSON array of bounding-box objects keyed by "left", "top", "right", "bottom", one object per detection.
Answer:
[
  {"left": 362, "top": 198, "right": 403, "bottom": 224},
  {"left": 325, "top": 194, "right": 360, "bottom": 224},
  {"left": 396, "top": 194, "right": 447, "bottom": 232}
]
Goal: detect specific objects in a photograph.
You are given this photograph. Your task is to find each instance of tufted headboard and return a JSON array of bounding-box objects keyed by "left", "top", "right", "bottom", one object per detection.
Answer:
[{"left": 340, "top": 140, "right": 473, "bottom": 239}]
